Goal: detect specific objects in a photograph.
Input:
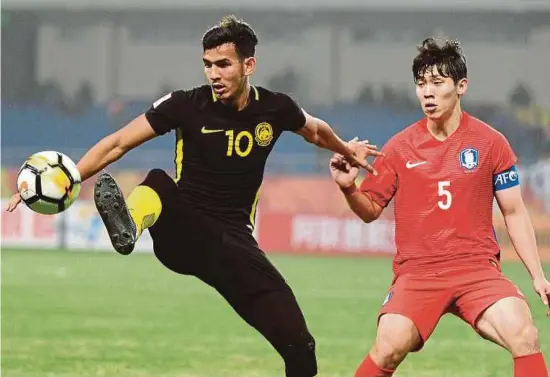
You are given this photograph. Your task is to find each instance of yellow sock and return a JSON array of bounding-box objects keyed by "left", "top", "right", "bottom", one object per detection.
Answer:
[{"left": 126, "top": 185, "right": 162, "bottom": 237}]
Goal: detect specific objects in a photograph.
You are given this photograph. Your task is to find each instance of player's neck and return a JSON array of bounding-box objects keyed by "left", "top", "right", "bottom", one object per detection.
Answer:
[
  {"left": 222, "top": 82, "right": 251, "bottom": 111},
  {"left": 426, "top": 104, "right": 463, "bottom": 141}
]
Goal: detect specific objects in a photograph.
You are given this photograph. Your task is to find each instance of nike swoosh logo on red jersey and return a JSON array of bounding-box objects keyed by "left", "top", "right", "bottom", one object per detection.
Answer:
[{"left": 406, "top": 161, "right": 428, "bottom": 169}]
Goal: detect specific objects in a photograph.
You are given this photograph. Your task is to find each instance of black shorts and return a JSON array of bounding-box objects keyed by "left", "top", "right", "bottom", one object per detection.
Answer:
[{"left": 148, "top": 192, "right": 291, "bottom": 303}]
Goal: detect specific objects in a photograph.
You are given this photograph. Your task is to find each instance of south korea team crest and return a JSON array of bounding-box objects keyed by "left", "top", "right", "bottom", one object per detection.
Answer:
[
  {"left": 255, "top": 122, "right": 273, "bottom": 147},
  {"left": 459, "top": 148, "right": 479, "bottom": 171}
]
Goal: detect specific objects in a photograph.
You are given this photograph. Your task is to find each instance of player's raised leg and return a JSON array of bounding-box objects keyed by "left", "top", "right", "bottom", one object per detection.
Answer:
[
  {"left": 475, "top": 297, "right": 548, "bottom": 377},
  {"left": 94, "top": 169, "right": 167, "bottom": 255}
]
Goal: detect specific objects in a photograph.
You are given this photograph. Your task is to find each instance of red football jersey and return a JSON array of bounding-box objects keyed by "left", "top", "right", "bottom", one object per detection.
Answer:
[{"left": 360, "top": 112, "right": 517, "bottom": 276}]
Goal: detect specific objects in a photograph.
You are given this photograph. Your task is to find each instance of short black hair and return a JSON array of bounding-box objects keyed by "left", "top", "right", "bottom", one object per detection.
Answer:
[
  {"left": 412, "top": 37, "right": 467, "bottom": 84},
  {"left": 202, "top": 15, "right": 259, "bottom": 59}
]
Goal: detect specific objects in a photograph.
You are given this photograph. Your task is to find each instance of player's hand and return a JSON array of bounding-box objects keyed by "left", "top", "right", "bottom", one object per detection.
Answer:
[
  {"left": 532, "top": 276, "right": 550, "bottom": 316},
  {"left": 6, "top": 193, "right": 22, "bottom": 212},
  {"left": 343, "top": 137, "right": 384, "bottom": 176},
  {"left": 330, "top": 152, "right": 360, "bottom": 190}
]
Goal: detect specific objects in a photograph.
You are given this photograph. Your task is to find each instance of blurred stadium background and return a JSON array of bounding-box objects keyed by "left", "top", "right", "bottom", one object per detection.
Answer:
[{"left": 2, "top": 0, "right": 550, "bottom": 376}]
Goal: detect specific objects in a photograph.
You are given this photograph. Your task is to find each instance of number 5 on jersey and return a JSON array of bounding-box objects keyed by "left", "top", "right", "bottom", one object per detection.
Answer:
[
  {"left": 438, "top": 181, "right": 452, "bottom": 210},
  {"left": 225, "top": 130, "right": 253, "bottom": 157}
]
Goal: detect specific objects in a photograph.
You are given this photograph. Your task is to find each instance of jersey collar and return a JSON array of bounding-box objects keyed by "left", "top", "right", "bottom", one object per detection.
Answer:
[
  {"left": 210, "top": 85, "right": 261, "bottom": 119},
  {"left": 419, "top": 110, "right": 470, "bottom": 144},
  {"left": 211, "top": 85, "right": 259, "bottom": 104}
]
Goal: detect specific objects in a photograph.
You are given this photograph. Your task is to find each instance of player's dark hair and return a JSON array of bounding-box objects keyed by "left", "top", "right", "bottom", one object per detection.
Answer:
[
  {"left": 413, "top": 37, "right": 467, "bottom": 84},
  {"left": 202, "top": 15, "right": 258, "bottom": 59}
]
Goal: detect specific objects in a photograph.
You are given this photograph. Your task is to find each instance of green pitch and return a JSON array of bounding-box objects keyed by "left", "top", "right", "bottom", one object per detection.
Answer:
[{"left": 2, "top": 249, "right": 549, "bottom": 377}]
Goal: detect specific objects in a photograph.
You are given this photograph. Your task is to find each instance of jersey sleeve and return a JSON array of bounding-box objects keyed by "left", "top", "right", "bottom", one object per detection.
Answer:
[
  {"left": 359, "top": 141, "right": 398, "bottom": 208},
  {"left": 491, "top": 132, "right": 518, "bottom": 174},
  {"left": 145, "top": 90, "right": 193, "bottom": 135},
  {"left": 278, "top": 93, "right": 306, "bottom": 131}
]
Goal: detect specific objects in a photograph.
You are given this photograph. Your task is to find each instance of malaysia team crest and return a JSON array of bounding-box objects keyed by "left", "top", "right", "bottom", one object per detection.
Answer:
[
  {"left": 459, "top": 148, "right": 479, "bottom": 171},
  {"left": 255, "top": 122, "right": 273, "bottom": 147}
]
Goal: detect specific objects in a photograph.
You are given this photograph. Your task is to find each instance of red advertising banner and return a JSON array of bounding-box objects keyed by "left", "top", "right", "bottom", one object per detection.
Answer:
[{"left": 258, "top": 212, "right": 395, "bottom": 256}]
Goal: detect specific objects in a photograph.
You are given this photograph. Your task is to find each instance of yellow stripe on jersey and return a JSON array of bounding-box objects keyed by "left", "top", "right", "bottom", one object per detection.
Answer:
[
  {"left": 249, "top": 186, "right": 261, "bottom": 228},
  {"left": 252, "top": 85, "right": 259, "bottom": 101},
  {"left": 174, "top": 128, "right": 184, "bottom": 183}
]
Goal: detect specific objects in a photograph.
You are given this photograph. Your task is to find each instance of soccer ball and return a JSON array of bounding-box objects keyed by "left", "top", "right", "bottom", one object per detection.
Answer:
[{"left": 17, "top": 151, "right": 81, "bottom": 215}]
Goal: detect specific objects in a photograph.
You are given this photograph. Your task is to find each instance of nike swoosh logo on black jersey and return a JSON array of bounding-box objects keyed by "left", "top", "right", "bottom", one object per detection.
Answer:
[{"left": 201, "top": 126, "right": 224, "bottom": 134}]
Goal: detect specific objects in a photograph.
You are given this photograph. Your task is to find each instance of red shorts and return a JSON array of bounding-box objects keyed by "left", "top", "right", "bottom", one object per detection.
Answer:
[{"left": 378, "top": 261, "right": 526, "bottom": 350}]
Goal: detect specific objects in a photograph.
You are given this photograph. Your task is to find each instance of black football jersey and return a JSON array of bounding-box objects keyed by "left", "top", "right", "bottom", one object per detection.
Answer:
[{"left": 145, "top": 85, "right": 306, "bottom": 231}]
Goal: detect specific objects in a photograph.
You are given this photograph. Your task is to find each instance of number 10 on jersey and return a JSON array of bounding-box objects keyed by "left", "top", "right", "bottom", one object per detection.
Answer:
[{"left": 225, "top": 130, "right": 253, "bottom": 157}]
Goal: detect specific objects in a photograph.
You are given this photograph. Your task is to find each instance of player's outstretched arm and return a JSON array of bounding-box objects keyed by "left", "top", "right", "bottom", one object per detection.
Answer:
[
  {"left": 8, "top": 92, "right": 175, "bottom": 213},
  {"left": 496, "top": 185, "right": 550, "bottom": 308},
  {"left": 6, "top": 114, "right": 157, "bottom": 213},
  {"left": 296, "top": 110, "right": 383, "bottom": 175},
  {"left": 329, "top": 152, "right": 383, "bottom": 223},
  {"left": 76, "top": 114, "right": 158, "bottom": 182}
]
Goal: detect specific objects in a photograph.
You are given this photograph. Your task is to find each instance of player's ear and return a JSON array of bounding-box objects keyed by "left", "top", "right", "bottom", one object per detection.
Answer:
[
  {"left": 243, "top": 57, "right": 256, "bottom": 77},
  {"left": 457, "top": 78, "right": 468, "bottom": 97}
]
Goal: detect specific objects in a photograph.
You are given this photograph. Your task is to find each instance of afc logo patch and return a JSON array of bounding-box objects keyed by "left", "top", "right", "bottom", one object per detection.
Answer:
[
  {"left": 255, "top": 122, "right": 273, "bottom": 147},
  {"left": 459, "top": 148, "right": 479, "bottom": 171}
]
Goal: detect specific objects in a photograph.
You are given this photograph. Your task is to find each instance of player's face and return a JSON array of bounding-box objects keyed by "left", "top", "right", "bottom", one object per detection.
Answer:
[
  {"left": 415, "top": 66, "right": 467, "bottom": 121},
  {"left": 203, "top": 43, "right": 256, "bottom": 102}
]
